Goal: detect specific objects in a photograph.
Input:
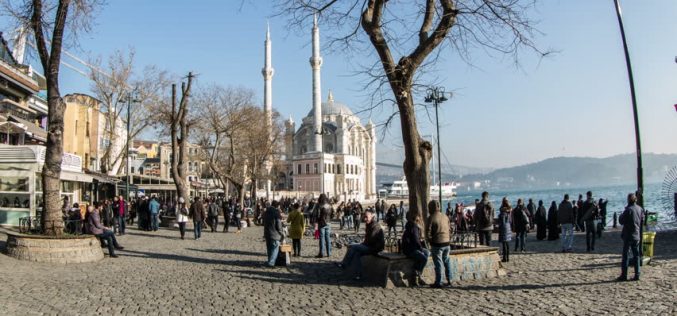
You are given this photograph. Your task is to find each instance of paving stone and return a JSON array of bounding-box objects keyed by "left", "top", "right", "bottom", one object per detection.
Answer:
[{"left": 0, "top": 223, "right": 675, "bottom": 315}]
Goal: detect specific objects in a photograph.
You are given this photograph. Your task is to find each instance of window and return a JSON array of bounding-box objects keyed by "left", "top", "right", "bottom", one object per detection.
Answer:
[
  {"left": 297, "top": 164, "right": 302, "bottom": 175},
  {"left": 0, "top": 177, "right": 29, "bottom": 192},
  {"left": 306, "top": 164, "right": 310, "bottom": 174},
  {"left": 314, "top": 163, "right": 318, "bottom": 174},
  {"left": 337, "top": 164, "right": 341, "bottom": 174}
]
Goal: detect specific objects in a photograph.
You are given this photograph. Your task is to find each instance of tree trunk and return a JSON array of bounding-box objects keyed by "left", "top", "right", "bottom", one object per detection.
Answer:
[
  {"left": 41, "top": 91, "right": 66, "bottom": 235},
  {"left": 170, "top": 75, "right": 193, "bottom": 204},
  {"left": 395, "top": 84, "right": 432, "bottom": 230},
  {"left": 33, "top": 0, "right": 73, "bottom": 236}
]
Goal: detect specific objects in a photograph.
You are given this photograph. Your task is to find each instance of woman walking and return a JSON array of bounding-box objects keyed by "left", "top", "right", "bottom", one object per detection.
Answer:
[
  {"left": 547, "top": 201, "right": 559, "bottom": 241},
  {"left": 498, "top": 198, "right": 512, "bottom": 262},
  {"left": 176, "top": 197, "right": 189, "bottom": 240},
  {"left": 513, "top": 199, "right": 529, "bottom": 252},
  {"left": 535, "top": 200, "right": 547, "bottom": 241},
  {"left": 353, "top": 203, "right": 363, "bottom": 233},
  {"left": 386, "top": 204, "right": 398, "bottom": 235},
  {"left": 287, "top": 202, "right": 305, "bottom": 257}
]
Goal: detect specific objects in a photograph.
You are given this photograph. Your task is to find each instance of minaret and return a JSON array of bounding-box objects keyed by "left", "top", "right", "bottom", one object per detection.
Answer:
[
  {"left": 309, "top": 14, "right": 323, "bottom": 152},
  {"left": 12, "top": 26, "right": 27, "bottom": 64},
  {"left": 261, "top": 23, "right": 274, "bottom": 127}
]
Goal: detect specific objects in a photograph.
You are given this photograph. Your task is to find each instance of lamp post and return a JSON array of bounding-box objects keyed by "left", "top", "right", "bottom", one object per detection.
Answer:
[
  {"left": 613, "top": 0, "right": 643, "bottom": 206},
  {"left": 424, "top": 86, "right": 451, "bottom": 208},
  {"left": 121, "top": 89, "right": 140, "bottom": 201},
  {"left": 613, "top": 0, "right": 646, "bottom": 265}
]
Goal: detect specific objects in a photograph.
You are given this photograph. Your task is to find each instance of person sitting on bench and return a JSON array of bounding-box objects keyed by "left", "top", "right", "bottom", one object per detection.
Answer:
[
  {"left": 87, "top": 204, "right": 124, "bottom": 258},
  {"left": 336, "top": 208, "right": 384, "bottom": 280}
]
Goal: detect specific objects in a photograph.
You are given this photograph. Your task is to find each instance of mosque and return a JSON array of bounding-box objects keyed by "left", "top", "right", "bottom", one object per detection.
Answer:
[{"left": 261, "top": 16, "right": 377, "bottom": 201}]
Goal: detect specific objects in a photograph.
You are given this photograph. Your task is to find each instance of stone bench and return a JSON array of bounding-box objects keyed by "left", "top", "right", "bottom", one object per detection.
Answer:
[
  {"left": 345, "top": 245, "right": 506, "bottom": 288},
  {"left": 2, "top": 229, "right": 104, "bottom": 264}
]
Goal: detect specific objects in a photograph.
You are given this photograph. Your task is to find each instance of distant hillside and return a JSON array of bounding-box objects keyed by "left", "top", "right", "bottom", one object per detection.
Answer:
[{"left": 461, "top": 153, "right": 677, "bottom": 190}]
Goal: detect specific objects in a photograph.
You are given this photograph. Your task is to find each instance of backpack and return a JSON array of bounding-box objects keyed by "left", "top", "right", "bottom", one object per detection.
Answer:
[
  {"left": 209, "top": 204, "right": 219, "bottom": 217},
  {"left": 476, "top": 203, "right": 490, "bottom": 227}
]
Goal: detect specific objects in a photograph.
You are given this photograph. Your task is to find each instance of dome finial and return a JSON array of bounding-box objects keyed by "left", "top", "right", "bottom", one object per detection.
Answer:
[{"left": 327, "top": 89, "right": 334, "bottom": 103}]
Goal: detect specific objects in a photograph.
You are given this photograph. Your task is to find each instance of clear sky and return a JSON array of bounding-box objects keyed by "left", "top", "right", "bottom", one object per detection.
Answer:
[{"left": 3, "top": 0, "right": 676, "bottom": 169}]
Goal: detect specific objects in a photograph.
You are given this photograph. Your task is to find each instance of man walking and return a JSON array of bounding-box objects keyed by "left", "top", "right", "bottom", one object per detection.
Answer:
[
  {"left": 207, "top": 198, "right": 220, "bottom": 232},
  {"left": 222, "top": 199, "right": 232, "bottom": 233},
  {"left": 427, "top": 200, "right": 453, "bottom": 288},
  {"left": 113, "top": 195, "right": 126, "bottom": 235},
  {"left": 189, "top": 197, "right": 205, "bottom": 240},
  {"left": 558, "top": 194, "right": 575, "bottom": 252},
  {"left": 315, "top": 194, "right": 332, "bottom": 258},
  {"left": 474, "top": 191, "right": 494, "bottom": 246},
  {"left": 148, "top": 196, "right": 161, "bottom": 231},
  {"left": 581, "top": 191, "right": 599, "bottom": 252},
  {"left": 263, "top": 200, "right": 284, "bottom": 267},
  {"left": 617, "top": 193, "right": 643, "bottom": 281}
]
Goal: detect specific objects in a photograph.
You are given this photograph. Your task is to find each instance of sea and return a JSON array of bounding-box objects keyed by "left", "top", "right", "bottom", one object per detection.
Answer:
[{"left": 443, "top": 183, "right": 676, "bottom": 231}]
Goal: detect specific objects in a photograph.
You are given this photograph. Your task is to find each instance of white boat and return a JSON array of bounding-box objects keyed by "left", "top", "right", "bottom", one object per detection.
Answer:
[{"left": 385, "top": 177, "right": 457, "bottom": 198}]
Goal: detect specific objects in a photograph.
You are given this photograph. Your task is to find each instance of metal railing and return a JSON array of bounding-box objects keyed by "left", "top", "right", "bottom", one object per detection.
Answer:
[{"left": 18, "top": 216, "right": 83, "bottom": 235}]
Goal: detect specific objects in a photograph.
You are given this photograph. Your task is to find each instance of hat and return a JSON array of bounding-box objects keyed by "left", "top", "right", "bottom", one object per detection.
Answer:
[{"left": 179, "top": 197, "right": 185, "bottom": 203}]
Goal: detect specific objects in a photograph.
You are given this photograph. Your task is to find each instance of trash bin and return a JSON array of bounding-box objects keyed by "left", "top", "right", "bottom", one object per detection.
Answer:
[{"left": 642, "top": 231, "right": 656, "bottom": 258}]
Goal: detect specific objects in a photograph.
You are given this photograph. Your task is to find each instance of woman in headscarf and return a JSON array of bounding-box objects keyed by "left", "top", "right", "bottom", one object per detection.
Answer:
[
  {"left": 535, "top": 200, "right": 548, "bottom": 241},
  {"left": 547, "top": 201, "right": 559, "bottom": 241}
]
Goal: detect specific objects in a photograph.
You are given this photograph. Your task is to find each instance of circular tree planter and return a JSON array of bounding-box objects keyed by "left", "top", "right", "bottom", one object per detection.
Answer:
[{"left": 3, "top": 230, "right": 104, "bottom": 264}]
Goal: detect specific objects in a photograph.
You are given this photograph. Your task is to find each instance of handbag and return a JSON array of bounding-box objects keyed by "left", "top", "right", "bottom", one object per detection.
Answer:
[{"left": 314, "top": 229, "right": 320, "bottom": 239}]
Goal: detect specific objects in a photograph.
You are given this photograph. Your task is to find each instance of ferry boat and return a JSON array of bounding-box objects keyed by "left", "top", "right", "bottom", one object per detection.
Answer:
[{"left": 384, "top": 177, "right": 457, "bottom": 199}]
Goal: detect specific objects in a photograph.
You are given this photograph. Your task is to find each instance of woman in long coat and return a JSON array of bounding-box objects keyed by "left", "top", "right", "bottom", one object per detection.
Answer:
[
  {"left": 547, "top": 201, "right": 559, "bottom": 241},
  {"left": 535, "top": 200, "right": 548, "bottom": 241},
  {"left": 512, "top": 199, "right": 529, "bottom": 252},
  {"left": 287, "top": 203, "right": 306, "bottom": 257},
  {"left": 498, "top": 198, "right": 513, "bottom": 262}
]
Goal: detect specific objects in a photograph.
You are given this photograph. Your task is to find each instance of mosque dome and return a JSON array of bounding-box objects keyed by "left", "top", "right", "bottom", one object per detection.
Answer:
[{"left": 306, "top": 90, "right": 354, "bottom": 117}]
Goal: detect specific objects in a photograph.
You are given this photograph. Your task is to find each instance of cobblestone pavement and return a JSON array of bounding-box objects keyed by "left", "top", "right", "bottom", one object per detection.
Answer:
[{"left": 1, "top": 221, "right": 675, "bottom": 315}]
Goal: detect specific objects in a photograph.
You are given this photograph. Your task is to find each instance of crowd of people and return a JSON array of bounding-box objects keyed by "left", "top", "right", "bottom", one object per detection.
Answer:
[{"left": 65, "top": 187, "right": 642, "bottom": 283}]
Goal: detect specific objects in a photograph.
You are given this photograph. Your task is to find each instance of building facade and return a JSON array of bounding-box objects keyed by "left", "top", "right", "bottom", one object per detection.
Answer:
[{"left": 266, "top": 17, "right": 376, "bottom": 200}]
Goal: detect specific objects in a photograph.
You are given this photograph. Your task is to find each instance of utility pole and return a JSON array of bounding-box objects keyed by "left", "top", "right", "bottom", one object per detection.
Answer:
[
  {"left": 123, "top": 90, "right": 139, "bottom": 200},
  {"left": 425, "top": 87, "right": 450, "bottom": 208}
]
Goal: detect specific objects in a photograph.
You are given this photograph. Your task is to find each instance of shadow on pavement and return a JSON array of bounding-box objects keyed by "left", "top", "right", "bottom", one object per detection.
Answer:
[
  {"left": 456, "top": 279, "right": 618, "bottom": 292},
  {"left": 187, "top": 248, "right": 263, "bottom": 257},
  {"left": 125, "top": 230, "right": 181, "bottom": 240},
  {"left": 121, "top": 249, "right": 231, "bottom": 265},
  {"left": 221, "top": 260, "right": 375, "bottom": 288}
]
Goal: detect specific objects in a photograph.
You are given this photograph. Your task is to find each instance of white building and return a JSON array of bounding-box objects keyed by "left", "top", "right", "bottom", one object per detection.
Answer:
[{"left": 265, "top": 16, "right": 376, "bottom": 201}]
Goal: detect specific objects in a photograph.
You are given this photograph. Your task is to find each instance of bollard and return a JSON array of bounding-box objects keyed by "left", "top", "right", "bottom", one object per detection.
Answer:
[{"left": 613, "top": 212, "right": 618, "bottom": 228}]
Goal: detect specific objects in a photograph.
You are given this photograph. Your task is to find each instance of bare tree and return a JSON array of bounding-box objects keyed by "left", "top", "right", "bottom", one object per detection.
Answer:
[
  {"left": 193, "top": 85, "right": 283, "bottom": 205},
  {"left": 2, "top": 0, "right": 102, "bottom": 235},
  {"left": 276, "top": 0, "right": 546, "bottom": 229},
  {"left": 170, "top": 73, "right": 194, "bottom": 203},
  {"left": 88, "top": 49, "right": 171, "bottom": 175}
]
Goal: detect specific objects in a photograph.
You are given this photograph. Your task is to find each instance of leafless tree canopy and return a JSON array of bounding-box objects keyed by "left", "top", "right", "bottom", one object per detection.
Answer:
[
  {"left": 193, "top": 85, "right": 283, "bottom": 203},
  {"left": 88, "top": 49, "right": 172, "bottom": 174},
  {"left": 276, "top": 0, "right": 547, "bottom": 230}
]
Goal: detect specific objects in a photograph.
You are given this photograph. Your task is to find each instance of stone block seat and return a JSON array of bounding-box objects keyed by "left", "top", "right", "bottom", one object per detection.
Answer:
[
  {"left": 2, "top": 228, "right": 104, "bottom": 264},
  {"left": 344, "top": 244, "right": 506, "bottom": 288}
]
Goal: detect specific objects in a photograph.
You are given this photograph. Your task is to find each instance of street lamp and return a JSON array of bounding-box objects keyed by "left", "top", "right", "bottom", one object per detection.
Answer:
[
  {"left": 613, "top": 0, "right": 647, "bottom": 266},
  {"left": 613, "top": 0, "right": 643, "bottom": 206},
  {"left": 424, "top": 86, "right": 451, "bottom": 208},
  {"left": 120, "top": 89, "right": 140, "bottom": 201}
]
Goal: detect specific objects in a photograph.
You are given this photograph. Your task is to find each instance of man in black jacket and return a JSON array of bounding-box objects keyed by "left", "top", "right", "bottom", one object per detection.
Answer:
[
  {"left": 263, "top": 200, "right": 284, "bottom": 267},
  {"left": 336, "top": 208, "right": 384, "bottom": 280},
  {"left": 617, "top": 193, "right": 643, "bottom": 281}
]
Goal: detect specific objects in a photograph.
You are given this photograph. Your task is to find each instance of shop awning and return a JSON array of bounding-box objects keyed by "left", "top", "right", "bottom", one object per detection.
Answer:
[{"left": 60, "top": 171, "right": 93, "bottom": 183}]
